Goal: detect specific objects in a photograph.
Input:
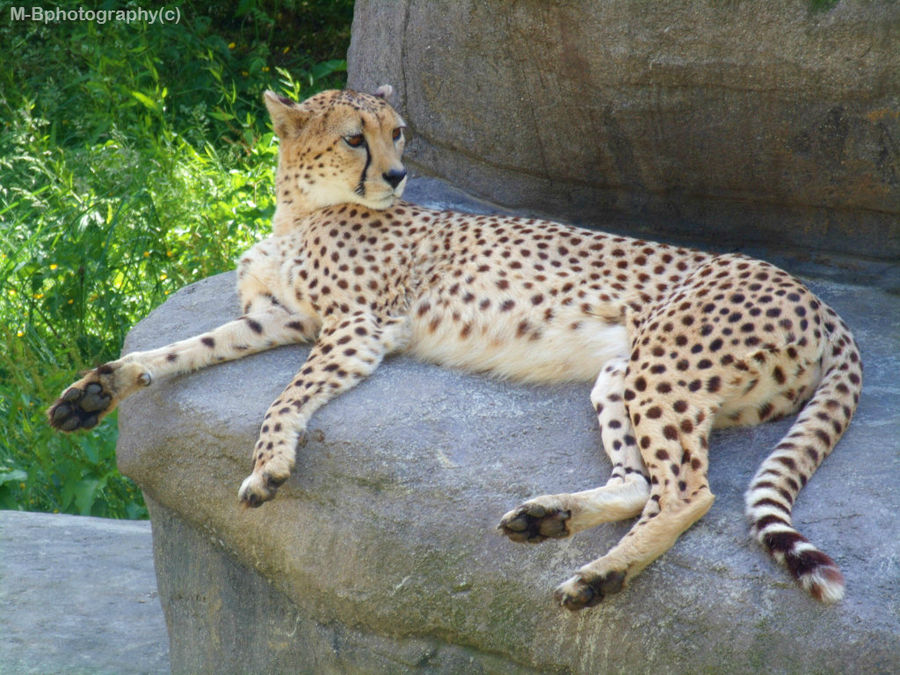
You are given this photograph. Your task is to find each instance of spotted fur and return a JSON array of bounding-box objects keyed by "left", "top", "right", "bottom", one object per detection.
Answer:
[{"left": 48, "top": 87, "right": 862, "bottom": 609}]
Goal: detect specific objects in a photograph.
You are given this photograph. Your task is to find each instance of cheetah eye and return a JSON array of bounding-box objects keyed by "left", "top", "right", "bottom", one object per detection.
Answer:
[
  {"left": 392, "top": 127, "right": 404, "bottom": 142},
  {"left": 343, "top": 134, "right": 366, "bottom": 148}
]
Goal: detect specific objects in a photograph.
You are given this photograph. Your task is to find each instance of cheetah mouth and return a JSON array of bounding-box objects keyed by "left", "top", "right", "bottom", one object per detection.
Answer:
[
  {"left": 359, "top": 187, "right": 402, "bottom": 210},
  {"left": 374, "top": 194, "right": 399, "bottom": 209},
  {"left": 389, "top": 180, "right": 407, "bottom": 202}
]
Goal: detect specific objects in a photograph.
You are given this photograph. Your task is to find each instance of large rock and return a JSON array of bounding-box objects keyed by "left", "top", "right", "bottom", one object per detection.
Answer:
[
  {"left": 347, "top": 1, "right": 900, "bottom": 261},
  {"left": 116, "top": 189, "right": 898, "bottom": 673},
  {"left": 0, "top": 511, "right": 168, "bottom": 674}
]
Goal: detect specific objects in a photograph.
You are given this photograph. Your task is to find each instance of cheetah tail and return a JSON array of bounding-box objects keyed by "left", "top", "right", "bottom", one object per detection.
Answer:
[{"left": 745, "top": 310, "right": 862, "bottom": 603}]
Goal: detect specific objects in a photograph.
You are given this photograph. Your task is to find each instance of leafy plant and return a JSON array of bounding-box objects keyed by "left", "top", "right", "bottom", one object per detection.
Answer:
[{"left": 0, "top": 0, "right": 352, "bottom": 517}]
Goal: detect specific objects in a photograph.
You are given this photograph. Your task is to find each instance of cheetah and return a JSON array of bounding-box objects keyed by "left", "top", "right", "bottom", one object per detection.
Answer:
[{"left": 48, "top": 86, "right": 862, "bottom": 610}]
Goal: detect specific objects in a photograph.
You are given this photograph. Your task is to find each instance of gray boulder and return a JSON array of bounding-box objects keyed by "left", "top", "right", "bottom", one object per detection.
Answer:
[
  {"left": 347, "top": 1, "right": 900, "bottom": 261},
  {"left": 0, "top": 511, "right": 168, "bottom": 674},
  {"left": 116, "top": 185, "right": 899, "bottom": 673}
]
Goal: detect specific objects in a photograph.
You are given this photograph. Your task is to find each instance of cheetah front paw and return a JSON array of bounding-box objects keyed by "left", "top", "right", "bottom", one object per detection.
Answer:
[
  {"left": 238, "top": 457, "right": 293, "bottom": 508},
  {"left": 47, "top": 362, "right": 150, "bottom": 432},
  {"left": 498, "top": 499, "right": 572, "bottom": 543},
  {"left": 553, "top": 569, "right": 626, "bottom": 611}
]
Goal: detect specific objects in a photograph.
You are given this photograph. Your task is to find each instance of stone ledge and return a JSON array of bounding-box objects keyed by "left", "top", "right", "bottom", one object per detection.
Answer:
[
  {"left": 147, "top": 495, "right": 532, "bottom": 673},
  {"left": 115, "top": 214, "right": 899, "bottom": 672},
  {"left": 0, "top": 510, "right": 169, "bottom": 675}
]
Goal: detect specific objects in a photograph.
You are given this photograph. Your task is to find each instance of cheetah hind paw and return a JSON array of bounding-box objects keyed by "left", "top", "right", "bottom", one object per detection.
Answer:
[
  {"left": 498, "top": 500, "right": 572, "bottom": 543},
  {"left": 554, "top": 569, "right": 627, "bottom": 611}
]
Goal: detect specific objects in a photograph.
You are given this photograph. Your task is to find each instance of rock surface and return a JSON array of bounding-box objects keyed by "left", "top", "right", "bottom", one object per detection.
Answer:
[
  {"left": 348, "top": 1, "right": 900, "bottom": 261},
  {"left": 0, "top": 510, "right": 168, "bottom": 674},
  {"left": 113, "top": 180, "right": 899, "bottom": 673}
]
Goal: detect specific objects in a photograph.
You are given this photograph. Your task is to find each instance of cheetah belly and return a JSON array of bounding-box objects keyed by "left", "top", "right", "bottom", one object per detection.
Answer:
[{"left": 407, "top": 312, "right": 629, "bottom": 384}]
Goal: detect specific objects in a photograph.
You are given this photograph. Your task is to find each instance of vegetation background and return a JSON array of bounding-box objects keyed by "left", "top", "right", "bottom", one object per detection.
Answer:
[{"left": 0, "top": 0, "right": 353, "bottom": 518}]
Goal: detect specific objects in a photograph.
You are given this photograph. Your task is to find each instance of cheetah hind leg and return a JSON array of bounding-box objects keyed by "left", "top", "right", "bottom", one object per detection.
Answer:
[
  {"left": 498, "top": 359, "right": 650, "bottom": 542},
  {"left": 554, "top": 398, "right": 718, "bottom": 610}
]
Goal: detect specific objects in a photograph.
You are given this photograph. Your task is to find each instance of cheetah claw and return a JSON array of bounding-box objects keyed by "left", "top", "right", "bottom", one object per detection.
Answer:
[
  {"left": 554, "top": 570, "right": 626, "bottom": 610},
  {"left": 498, "top": 502, "right": 572, "bottom": 542}
]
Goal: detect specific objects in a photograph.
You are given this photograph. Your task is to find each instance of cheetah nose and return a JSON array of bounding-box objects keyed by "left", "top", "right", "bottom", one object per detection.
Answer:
[{"left": 383, "top": 168, "right": 407, "bottom": 189}]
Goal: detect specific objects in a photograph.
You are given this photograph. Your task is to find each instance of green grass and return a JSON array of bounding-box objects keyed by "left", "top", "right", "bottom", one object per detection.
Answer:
[{"left": 0, "top": 0, "right": 353, "bottom": 518}]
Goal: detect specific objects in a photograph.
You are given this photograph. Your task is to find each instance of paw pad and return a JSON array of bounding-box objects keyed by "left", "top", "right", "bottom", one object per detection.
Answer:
[
  {"left": 498, "top": 502, "right": 571, "bottom": 542},
  {"left": 241, "top": 490, "right": 266, "bottom": 508},
  {"left": 48, "top": 382, "right": 111, "bottom": 432},
  {"left": 80, "top": 383, "right": 111, "bottom": 412},
  {"left": 554, "top": 570, "right": 627, "bottom": 611},
  {"left": 238, "top": 469, "right": 290, "bottom": 508}
]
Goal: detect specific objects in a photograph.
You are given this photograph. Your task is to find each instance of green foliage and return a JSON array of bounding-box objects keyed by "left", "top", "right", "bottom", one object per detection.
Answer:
[{"left": 0, "top": 0, "right": 352, "bottom": 518}]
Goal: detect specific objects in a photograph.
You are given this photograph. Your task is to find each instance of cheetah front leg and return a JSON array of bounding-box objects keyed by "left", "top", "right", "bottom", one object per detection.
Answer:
[
  {"left": 238, "top": 311, "right": 410, "bottom": 507},
  {"left": 48, "top": 307, "right": 319, "bottom": 432},
  {"left": 498, "top": 358, "right": 650, "bottom": 542}
]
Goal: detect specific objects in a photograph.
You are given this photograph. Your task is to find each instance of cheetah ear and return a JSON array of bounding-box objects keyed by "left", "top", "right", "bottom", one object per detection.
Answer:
[
  {"left": 374, "top": 84, "right": 394, "bottom": 102},
  {"left": 263, "top": 90, "right": 309, "bottom": 139}
]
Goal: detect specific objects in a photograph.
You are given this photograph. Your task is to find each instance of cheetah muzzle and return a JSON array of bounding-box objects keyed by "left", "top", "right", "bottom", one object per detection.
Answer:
[{"left": 48, "top": 85, "right": 862, "bottom": 609}]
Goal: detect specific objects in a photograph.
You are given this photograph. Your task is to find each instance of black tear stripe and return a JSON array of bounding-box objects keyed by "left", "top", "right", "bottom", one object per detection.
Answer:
[{"left": 356, "top": 144, "right": 371, "bottom": 196}]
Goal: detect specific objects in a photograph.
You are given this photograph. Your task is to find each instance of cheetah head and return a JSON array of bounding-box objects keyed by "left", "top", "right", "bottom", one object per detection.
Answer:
[{"left": 265, "top": 86, "right": 407, "bottom": 228}]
